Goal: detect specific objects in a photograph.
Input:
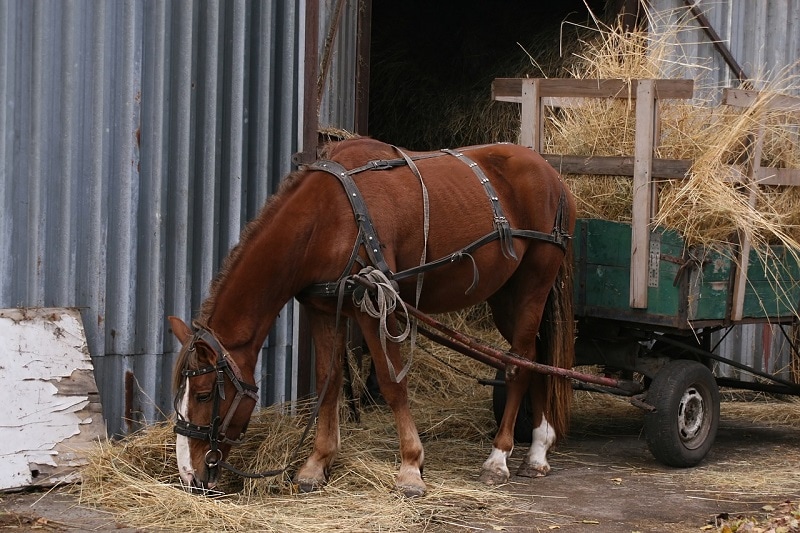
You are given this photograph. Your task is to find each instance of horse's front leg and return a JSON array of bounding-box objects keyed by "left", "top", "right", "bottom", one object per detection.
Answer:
[
  {"left": 357, "top": 314, "right": 426, "bottom": 498},
  {"left": 293, "top": 311, "right": 345, "bottom": 492}
]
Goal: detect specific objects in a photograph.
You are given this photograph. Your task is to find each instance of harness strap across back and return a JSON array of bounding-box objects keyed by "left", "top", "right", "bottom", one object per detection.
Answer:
[
  {"left": 441, "top": 148, "right": 517, "bottom": 260},
  {"left": 301, "top": 145, "right": 571, "bottom": 298}
]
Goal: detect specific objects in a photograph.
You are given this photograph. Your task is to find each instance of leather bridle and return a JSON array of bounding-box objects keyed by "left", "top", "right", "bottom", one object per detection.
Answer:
[
  {"left": 174, "top": 323, "right": 259, "bottom": 475},
  {"left": 174, "top": 322, "right": 326, "bottom": 482}
]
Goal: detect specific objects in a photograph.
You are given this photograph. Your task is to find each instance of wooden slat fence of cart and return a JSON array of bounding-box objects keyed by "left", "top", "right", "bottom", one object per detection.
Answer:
[
  {"left": 720, "top": 89, "right": 800, "bottom": 321},
  {"left": 492, "top": 78, "right": 694, "bottom": 309}
]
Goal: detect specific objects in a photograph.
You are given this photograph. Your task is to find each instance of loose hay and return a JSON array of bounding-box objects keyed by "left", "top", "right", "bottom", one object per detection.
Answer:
[
  {"left": 546, "top": 6, "right": 800, "bottom": 272},
  {"left": 77, "top": 324, "right": 544, "bottom": 532},
  {"left": 78, "top": 325, "right": 800, "bottom": 531}
]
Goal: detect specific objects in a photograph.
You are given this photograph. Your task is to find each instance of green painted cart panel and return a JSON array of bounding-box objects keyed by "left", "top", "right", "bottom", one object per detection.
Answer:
[
  {"left": 742, "top": 247, "right": 800, "bottom": 319},
  {"left": 573, "top": 219, "right": 800, "bottom": 328}
]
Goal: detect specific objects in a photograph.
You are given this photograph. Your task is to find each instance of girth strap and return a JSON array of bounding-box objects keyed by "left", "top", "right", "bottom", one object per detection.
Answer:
[{"left": 441, "top": 148, "right": 518, "bottom": 260}]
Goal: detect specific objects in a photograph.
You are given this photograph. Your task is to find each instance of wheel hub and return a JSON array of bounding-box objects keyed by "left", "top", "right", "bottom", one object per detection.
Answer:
[{"left": 677, "top": 387, "right": 705, "bottom": 442}]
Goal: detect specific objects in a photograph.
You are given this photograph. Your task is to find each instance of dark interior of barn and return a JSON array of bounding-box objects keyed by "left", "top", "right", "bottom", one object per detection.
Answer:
[{"left": 368, "top": 0, "right": 612, "bottom": 150}]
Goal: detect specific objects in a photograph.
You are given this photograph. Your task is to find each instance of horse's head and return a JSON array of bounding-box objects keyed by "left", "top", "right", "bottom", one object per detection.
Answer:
[{"left": 168, "top": 317, "right": 259, "bottom": 491}]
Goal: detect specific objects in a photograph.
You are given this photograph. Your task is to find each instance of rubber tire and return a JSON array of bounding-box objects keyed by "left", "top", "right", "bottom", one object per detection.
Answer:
[
  {"left": 491, "top": 369, "right": 534, "bottom": 444},
  {"left": 644, "top": 359, "right": 720, "bottom": 467}
]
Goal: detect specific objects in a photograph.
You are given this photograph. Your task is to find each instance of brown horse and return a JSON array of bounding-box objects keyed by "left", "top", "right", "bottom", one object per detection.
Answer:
[{"left": 169, "top": 138, "right": 576, "bottom": 497}]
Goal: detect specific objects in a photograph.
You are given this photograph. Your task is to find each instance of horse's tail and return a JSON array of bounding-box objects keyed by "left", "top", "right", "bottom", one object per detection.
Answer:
[{"left": 538, "top": 241, "right": 575, "bottom": 441}]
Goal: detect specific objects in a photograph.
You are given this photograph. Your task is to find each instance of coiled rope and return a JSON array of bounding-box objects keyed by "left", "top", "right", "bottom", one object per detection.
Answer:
[{"left": 352, "top": 266, "right": 414, "bottom": 382}]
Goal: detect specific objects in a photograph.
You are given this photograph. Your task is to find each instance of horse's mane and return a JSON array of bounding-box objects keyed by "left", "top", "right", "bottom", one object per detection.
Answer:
[{"left": 197, "top": 169, "right": 306, "bottom": 323}]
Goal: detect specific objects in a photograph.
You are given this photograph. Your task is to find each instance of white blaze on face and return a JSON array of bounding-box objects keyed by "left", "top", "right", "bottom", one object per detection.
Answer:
[{"left": 176, "top": 380, "right": 195, "bottom": 485}]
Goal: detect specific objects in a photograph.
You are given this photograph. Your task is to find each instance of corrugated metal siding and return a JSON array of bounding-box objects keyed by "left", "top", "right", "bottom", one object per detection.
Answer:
[
  {"left": 650, "top": 0, "right": 800, "bottom": 381},
  {"left": 714, "top": 323, "right": 796, "bottom": 382},
  {"left": 650, "top": 0, "right": 800, "bottom": 97},
  {"left": 318, "top": 0, "right": 359, "bottom": 130},
  {"left": 0, "top": 0, "right": 308, "bottom": 436}
]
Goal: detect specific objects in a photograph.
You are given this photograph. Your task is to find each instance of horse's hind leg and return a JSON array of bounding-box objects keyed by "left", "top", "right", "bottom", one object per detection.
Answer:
[
  {"left": 516, "top": 372, "right": 555, "bottom": 478},
  {"left": 481, "top": 254, "right": 562, "bottom": 485},
  {"left": 355, "top": 313, "right": 426, "bottom": 498},
  {"left": 293, "top": 310, "right": 346, "bottom": 492}
]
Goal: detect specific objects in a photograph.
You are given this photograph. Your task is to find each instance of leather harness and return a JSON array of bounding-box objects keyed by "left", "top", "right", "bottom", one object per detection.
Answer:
[
  {"left": 172, "top": 143, "right": 572, "bottom": 484},
  {"left": 302, "top": 144, "right": 571, "bottom": 299}
]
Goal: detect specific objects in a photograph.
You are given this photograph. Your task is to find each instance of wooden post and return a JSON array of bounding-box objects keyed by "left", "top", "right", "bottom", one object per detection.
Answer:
[
  {"left": 630, "top": 79, "right": 656, "bottom": 309},
  {"left": 731, "top": 128, "right": 765, "bottom": 321},
  {"left": 520, "top": 79, "right": 542, "bottom": 151}
]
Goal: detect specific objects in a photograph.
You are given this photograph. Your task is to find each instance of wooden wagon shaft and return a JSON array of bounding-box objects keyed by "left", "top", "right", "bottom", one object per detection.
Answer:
[
  {"left": 350, "top": 273, "right": 642, "bottom": 394},
  {"left": 403, "top": 302, "right": 644, "bottom": 394}
]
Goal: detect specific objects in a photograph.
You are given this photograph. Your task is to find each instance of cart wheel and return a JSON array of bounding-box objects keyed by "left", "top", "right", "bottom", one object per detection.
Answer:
[
  {"left": 491, "top": 369, "right": 533, "bottom": 443},
  {"left": 644, "top": 359, "right": 719, "bottom": 467}
]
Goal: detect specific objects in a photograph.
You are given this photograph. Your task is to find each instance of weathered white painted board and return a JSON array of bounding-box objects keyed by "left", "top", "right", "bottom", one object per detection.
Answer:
[{"left": 0, "top": 308, "right": 106, "bottom": 491}]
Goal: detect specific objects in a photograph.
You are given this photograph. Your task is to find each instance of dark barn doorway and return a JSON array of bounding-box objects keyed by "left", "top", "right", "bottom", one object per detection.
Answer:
[{"left": 367, "top": 0, "right": 612, "bottom": 150}]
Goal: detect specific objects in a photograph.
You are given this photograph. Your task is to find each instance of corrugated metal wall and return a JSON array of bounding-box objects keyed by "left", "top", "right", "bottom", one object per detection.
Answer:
[
  {"left": 318, "top": 0, "right": 359, "bottom": 130},
  {"left": 650, "top": 0, "right": 800, "bottom": 381},
  {"left": 0, "top": 0, "right": 312, "bottom": 436},
  {"left": 650, "top": 0, "right": 800, "bottom": 97}
]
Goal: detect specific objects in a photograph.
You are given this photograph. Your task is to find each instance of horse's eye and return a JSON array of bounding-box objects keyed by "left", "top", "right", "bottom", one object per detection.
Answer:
[{"left": 195, "top": 391, "right": 212, "bottom": 403}]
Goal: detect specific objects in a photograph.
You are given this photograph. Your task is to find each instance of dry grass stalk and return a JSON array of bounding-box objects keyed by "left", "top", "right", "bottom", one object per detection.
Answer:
[{"left": 547, "top": 7, "right": 800, "bottom": 259}]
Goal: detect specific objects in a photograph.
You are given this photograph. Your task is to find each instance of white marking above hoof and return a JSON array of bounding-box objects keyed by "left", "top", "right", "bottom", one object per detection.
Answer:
[
  {"left": 480, "top": 446, "right": 511, "bottom": 485},
  {"left": 523, "top": 416, "right": 555, "bottom": 474}
]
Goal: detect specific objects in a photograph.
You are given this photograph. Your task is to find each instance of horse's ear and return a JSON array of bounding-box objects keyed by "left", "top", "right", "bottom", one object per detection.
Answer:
[{"left": 168, "top": 316, "right": 193, "bottom": 344}]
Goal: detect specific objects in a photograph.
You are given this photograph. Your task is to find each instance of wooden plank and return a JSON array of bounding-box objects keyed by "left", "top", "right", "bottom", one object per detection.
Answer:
[
  {"left": 519, "top": 79, "right": 541, "bottom": 150},
  {"left": 0, "top": 308, "right": 106, "bottom": 491},
  {"left": 574, "top": 219, "right": 732, "bottom": 323},
  {"left": 492, "top": 77, "right": 525, "bottom": 102},
  {"left": 723, "top": 88, "right": 800, "bottom": 114},
  {"left": 492, "top": 78, "right": 694, "bottom": 102},
  {"left": 630, "top": 79, "right": 656, "bottom": 309},
  {"left": 542, "top": 154, "right": 691, "bottom": 178},
  {"left": 754, "top": 167, "right": 800, "bottom": 186},
  {"left": 731, "top": 129, "right": 765, "bottom": 321}
]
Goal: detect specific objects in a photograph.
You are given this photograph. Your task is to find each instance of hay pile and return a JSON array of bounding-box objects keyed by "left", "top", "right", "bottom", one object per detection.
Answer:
[
  {"left": 77, "top": 353, "right": 800, "bottom": 532},
  {"left": 541, "top": 6, "right": 800, "bottom": 264},
  {"left": 77, "top": 317, "right": 548, "bottom": 532}
]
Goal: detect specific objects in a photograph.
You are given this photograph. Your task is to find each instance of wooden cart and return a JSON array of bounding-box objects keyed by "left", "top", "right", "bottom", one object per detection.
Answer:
[{"left": 489, "top": 78, "right": 800, "bottom": 467}]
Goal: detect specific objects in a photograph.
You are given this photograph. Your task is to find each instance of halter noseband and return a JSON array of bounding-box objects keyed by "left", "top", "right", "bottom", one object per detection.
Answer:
[{"left": 174, "top": 324, "right": 259, "bottom": 472}]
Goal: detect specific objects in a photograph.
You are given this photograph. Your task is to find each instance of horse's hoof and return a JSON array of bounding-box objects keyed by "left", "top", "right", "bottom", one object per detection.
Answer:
[
  {"left": 516, "top": 462, "right": 549, "bottom": 478},
  {"left": 397, "top": 484, "right": 426, "bottom": 498},
  {"left": 294, "top": 478, "right": 324, "bottom": 493},
  {"left": 478, "top": 468, "right": 510, "bottom": 486}
]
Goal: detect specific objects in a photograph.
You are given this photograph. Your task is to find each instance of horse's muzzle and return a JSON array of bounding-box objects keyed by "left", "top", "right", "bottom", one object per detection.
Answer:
[{"left": 181, "top": 469, "right": 219, "bottom": 495}]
